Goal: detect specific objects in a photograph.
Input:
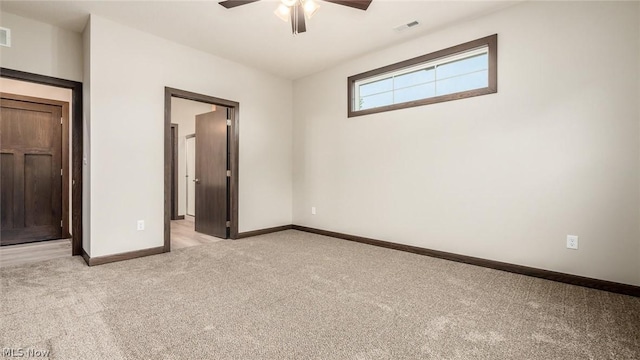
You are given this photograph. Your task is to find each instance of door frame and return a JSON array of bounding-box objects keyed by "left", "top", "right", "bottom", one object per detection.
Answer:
[
  {"left": 0, "top": 92, "right": 71, "bottom": 240},
  {"left": 169, "top": 123, "right": 183, "bottom": 220},
  {"left": 0, "top": 68, "right": 83, "bottom": 256},
  {"left": 164, "top": 87, "right": 239, "bottom": 252},
  {"left": 185, "top": 133, "right": 196, "bottom": 217}
]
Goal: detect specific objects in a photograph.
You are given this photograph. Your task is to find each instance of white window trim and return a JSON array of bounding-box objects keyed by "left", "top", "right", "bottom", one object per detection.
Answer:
[
  {"left": 357, "top": 46, "right": 488, "bottom": 88},
  {"left": 354, "top": 46, "right": 489, "bottom": 111}
]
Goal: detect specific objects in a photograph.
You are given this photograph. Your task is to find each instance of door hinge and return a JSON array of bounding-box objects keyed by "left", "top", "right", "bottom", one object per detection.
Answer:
[
  {"left": 226, "top": 120, "right": 231, "bottom": 126},
  {"left": 61, "top": 117, "right": 63, "bottom": 125},
  {"left": 226, "top": 170, "right": 231, "bottom": 177},
  {"left": 226, "top": 221, "right": 230, "bottom": 228},
  {"left": 60, "top": 220, "right": 63, "bottom": 228},
  {"left": 61, "top": 169, "right": 63, "bottom": 176}
]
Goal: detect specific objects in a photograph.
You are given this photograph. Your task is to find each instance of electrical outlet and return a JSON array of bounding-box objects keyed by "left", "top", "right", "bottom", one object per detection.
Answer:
[
  {"left": 137, "top": 220, "right": 145, "bottom": 231},
  {"left": 311, "top": 207, "right": 316, "bottom": 215},
  {"left": 566, "top": 235, "right": 578, "bottom": 250}
]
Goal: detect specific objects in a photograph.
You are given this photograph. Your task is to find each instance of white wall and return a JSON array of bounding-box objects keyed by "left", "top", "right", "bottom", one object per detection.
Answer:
[
  {"left": 82, "top": 18, "right": 92, "bottom": 254},
  {"left": 170, "top": 97, "right": 213, "bottom": 217},
  {"left": 0, "top": 78, "right": 73, "bottom": 232},
  {"left": 87, "top": 15, "right": 292, "bottom": 257},
  {"left": 0, "top": 12, "right": 83, "bottom": 82},
  {"left": 293, "top": 1, "right": 640, "bottom": 286}
]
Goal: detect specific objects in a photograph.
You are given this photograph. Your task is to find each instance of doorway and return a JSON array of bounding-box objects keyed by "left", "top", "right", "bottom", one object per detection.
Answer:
[
  {"left": 0, "top": 68, "right": 83, "bottom": 257},
  {"left": 185, "top": 134, "right": 196, "bottom": 217},
  {"left": 0, "top": 93, "right": 70, "bottom": 246},
  {"left": 164, "top": 87, "right": 239, "bottom": 252},
  {"left": 170, "top": 123, "right": 183, "bottom": 221}
]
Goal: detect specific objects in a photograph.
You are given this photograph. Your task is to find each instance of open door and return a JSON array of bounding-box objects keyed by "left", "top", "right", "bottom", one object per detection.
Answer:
[
  {"left": 194, "top": 108, "right": 228, "bottom": 238},
  {"left": 186, "top": 136, "right": 196, "bottom": 217}
]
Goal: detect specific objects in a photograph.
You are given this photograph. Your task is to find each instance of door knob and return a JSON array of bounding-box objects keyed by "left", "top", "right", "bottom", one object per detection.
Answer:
[{"left": 194, "top": 179, "right": 200, "bottom": 184}]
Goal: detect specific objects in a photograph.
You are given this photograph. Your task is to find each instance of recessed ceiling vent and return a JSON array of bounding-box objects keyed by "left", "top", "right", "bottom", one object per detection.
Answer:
[
  {"left": 0, "top": 27, "right": 11, "bottom": 47},
  {"left": 394, "top": 20, "right": 420, "bottom": 32}
]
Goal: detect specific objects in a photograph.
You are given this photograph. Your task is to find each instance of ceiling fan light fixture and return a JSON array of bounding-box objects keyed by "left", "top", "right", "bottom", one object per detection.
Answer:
[
  {"left": 219, "top": 0, "right": 373, "bottom": 35},
  {"left": 274, "top": 3, "right": 291, "bottom": 22},
  {"left": 302, "top": 0, "right": 319, "bottom": 19}
]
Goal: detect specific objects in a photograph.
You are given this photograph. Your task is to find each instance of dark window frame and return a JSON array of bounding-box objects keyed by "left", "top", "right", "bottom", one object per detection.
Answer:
[{"left": 347, "top": 34, "right": 498, "bottom": 118}]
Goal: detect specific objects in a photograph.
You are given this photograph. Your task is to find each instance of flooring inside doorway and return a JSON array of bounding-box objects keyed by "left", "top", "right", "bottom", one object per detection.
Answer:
[
  {"left": 171, "top": 215, "right": 222, "bottom": 249},
  {"left": 0, "top": 216, "right": 220, "bottom": 267},
  {"left": 0, "top": 239, "right": 71, "bottom": 268}
]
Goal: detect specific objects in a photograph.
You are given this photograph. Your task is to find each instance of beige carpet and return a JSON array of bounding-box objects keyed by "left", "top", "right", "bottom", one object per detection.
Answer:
[{"left": 1, "top": 230, "right": 639, "bottom": 359}]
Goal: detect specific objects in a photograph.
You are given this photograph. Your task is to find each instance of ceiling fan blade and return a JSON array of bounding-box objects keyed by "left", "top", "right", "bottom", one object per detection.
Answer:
[
  {"left": 297, "top": 6, "right": 307, "bottom": 33},
  {"left": 322, "top": 0, "right": 372, "bottom": 11},
  {"left": 290, "top": 5, "right": 307, "bottom": 34},
  {"left": 218, "top": 0, "right": 261, "bottom": 9}
]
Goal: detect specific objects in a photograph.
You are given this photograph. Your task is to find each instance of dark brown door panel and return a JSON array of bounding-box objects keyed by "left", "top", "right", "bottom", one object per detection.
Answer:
[
  {"left": 195, "top": 108, "right": 228, "bottom": 239},
  {"left": 0, "top": 98, "right": 63, "bottom": 245}
]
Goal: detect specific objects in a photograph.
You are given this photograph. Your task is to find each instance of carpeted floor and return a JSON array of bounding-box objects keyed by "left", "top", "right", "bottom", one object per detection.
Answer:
[{"left": 1, "top": 230, "right": 639, "bottom": 359}]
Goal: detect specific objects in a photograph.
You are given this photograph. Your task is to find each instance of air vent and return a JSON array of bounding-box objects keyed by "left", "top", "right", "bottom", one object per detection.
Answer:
[
  {"left": 393, "top": 20, "right": 420, "bottom": 33},
  {"left": 0, "top": 27, "right": 11, "bottom": 47}
]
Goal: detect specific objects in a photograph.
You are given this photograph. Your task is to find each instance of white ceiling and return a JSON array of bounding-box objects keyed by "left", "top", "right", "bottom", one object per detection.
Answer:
[{"left": 0, "top": 0, "right": 519, "bottom": 79}]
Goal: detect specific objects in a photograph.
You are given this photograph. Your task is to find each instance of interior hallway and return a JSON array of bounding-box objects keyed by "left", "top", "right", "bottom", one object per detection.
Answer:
[
  {"left": 170, "top": 216, "right": 222, "bottom": 250},
  {"left": 0, "top": 216, "right": 220, "bottom": 267}
]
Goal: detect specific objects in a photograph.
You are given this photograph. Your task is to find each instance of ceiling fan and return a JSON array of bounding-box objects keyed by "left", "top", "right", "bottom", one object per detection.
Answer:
[{"left": 218, "top": 0, "right": 373, "bottom": 34}]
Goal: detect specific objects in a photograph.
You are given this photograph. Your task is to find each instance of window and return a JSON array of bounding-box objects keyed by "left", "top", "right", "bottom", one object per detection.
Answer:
[{"left": 348, "top": 34, "right": 497, "bottom": 117}]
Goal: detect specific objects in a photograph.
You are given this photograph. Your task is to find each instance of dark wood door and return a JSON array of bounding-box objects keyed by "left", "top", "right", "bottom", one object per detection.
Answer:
[
  {"left": 1, "top": 98, "right": 63, "bottom": 245},
  {"left": 170, "top": 123, "right": 179, "bottom": 220},
  {"left": 194, "top": 108, "right": 228, "bottom": 239}
]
